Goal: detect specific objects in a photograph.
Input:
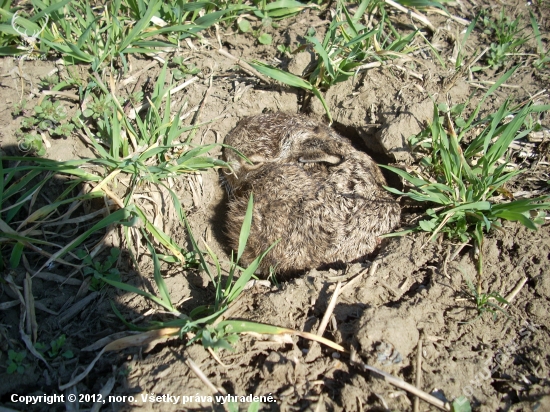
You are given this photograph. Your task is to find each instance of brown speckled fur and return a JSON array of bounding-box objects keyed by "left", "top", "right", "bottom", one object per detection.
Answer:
[{"left": 222, "top": 112, "right": 401, "bottom": 275}]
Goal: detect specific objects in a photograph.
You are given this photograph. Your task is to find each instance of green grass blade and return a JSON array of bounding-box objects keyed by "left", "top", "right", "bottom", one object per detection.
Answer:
[
  {"left": 250, "top": 61, "right": 332, "bottom": 121},
  {"left": 111, "top": 107, "right": 121, "bottom": 159},
  {"left": 0, "top": 224, "right": 68, "bottom": 248},
  {"left": 118, "top": 0, "right": 162, "bottom": 52},
  {"left": 530, "top": 11, "right": 544, "bottom": 54},
  {"left": 102, "top": 277, "right": 176, "bottom": 312},
  {"left": 484, "top": 65, "right": 519, "bottom": 99},
  {"left": 343, "top": 30, "right": 376, "bottom": 48},
  {"left": 342, "top": 2, "right": 360, "bottom": 37},
  {"left": 492, "top": 198, "right": 550, "bottom": 213},
  {"left": 0, "top": 46, "right": 25, "bottom": 56},
  {"left": 530, "top": 104, "right": 550, "bottom": 113},
  {"left": 237, "top": 194, "right": 254, "bottom": 263},
  {"left": 201, "top": 241, "right": 223, "bottom": 309},
  {"left": 492, "top": 210, "right": 537, "bottom": 230},
  {"left": 464, "top": 104, "right": 509, "bottom": 159},
  {"left": 388, "top": 29, "right": 417, "bottom": 53},
  {"left": 226, "top": 241, "right": 277, "bottom": 304},
  {"left": 76, "top": 119, "right": 112, "bottom": 159},
  {"left": 484, "top": 105, "right": 530, "bottom": 167},
  {"left": 250, "top": 61, "right": 312, "bottom": 89},
  {"left": 179, "top": 1, "right": 215, "bottom": 12},
  {"left": 76, "top": 14, "right": 100, "bottom": 49},
  {"left": 40, "top": 38, "right": 94, "bottom": 63},
  {"left": 306, "top": 35, "right": 335, "bottom": 81},
  {"left": 30, "top": 0, "right": 72, "bottom": 22},
  {"left": 379, "top": 165, "right": 429, "bottom": 187},
  {"left": 440, "top": 201, "right": 491, "bottom": 214},
  {"left": 9, "top": 242, "right": 24, "bottom": 269},
  {"left": 310, "top": 87, "right": 332, "bottom": 124},
  {"left": 464, "top": 66, "right": 520, "bottom": 129},
  {"left": 180, "top": 206, "right": 215, "bottom": 284},
  {"left": 134, "top": 206, "right": 187, "bottom": 263},
  {"left": 456, "top": 13, "right": 478, "bottom": 68},
  {"left": 215, "top": 320, "right": 292, "bottom": 335},
  {"left": 0, "top": 156, "right": 4, "bottom": 210},
  {"left": 382, "top": 186, "right": 408, "bottom": 197},
  {"left": 18, "top": 192, "right": 102, "bottom": 227},
  {"left": 264, "top": 0, "right": 309, "bottom": 10},
  {"left": 353, "top": 0, "right": 371, "bottom": 22},
  {"left": 396, "top": 0, "right": 449, "bottom": 10},
  {"left": 0, "top": 9, "right": 40, "bottom": 34},
  {"left": 146, "top": 239, "right": 174, "bottom": 311},
  {"left": 177, "top": 144, "right": 219, "bottom": 164},
  {"left": 379, "top": 228, "right": 417, "bottom": 237},
  {"left": 108, "top": 301, "right": 151, "bottom": 331},
  {"left": 1, "top": 169, "right": 42, "bottom": 204},
  {"left": 35, "top": 208, "right": 134, "bottom": 274}
]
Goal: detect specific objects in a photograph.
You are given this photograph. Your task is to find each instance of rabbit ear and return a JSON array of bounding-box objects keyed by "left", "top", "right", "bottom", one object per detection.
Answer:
[
  {"left": 297, "top": 137, "right": 343, "bottom": 164},
  {"left": 247, "top": 154, "right": 267, "bottom": 165},
  {"left": 298, "top": 151, "right": 341, "bottom": 164}
]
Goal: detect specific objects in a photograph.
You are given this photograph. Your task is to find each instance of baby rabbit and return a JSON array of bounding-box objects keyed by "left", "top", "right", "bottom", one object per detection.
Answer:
[{"left": 222, "top": 112, "right": 400, "bottom": 275}]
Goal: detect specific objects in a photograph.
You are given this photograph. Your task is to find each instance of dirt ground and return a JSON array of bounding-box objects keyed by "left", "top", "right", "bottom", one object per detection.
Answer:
[{"left": 1, "top": 1, "right": 550, "bottom": 411}]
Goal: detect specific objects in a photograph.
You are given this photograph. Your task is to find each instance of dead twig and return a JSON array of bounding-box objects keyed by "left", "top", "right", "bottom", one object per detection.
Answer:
[
  {"left": 305, "top": 281, "right": 343, "bottom": 360},
  {"left": 443, "top": 47, "right": 489, "bottom": 94},
  {"left": 351, "top": 347, "right": 451, "bottom": 411},
  {"left": 218, "top": 48, "right": 271, "bottom": 84},
  {"left": 383, "top": 0, "right": 435, "bottom": 32},
  {"left": 426, "top": 8, "right": 470, "bottom": 26},
  {"left": 58, "top": 292, "right": 99, "bottom": 324},
  {"left": 442, "top": 241, "right": 469, "bottom": 279},
  {"left": 207, "top": 347, "right": 230, "bottom": 368},
  {"left": 121, "top": 60, "right": 160, "bottom": 87},
  {"left": 186, "top": 356, "right": 227, "bottom": 395},
  {"left": 413, "top": 331, "right": 424, "bottom": 412},
  {"left": 90, "top": 376, "right": 116, "bottom": 412},
  {"left": 23, "top": 273, "right": 37, "bottom": 343},
  {"left": 317, "top": 281, "right": 342, "bottom": 338},
  {"left": 187, "top": 69, "right": 215, "bottom": 143},
  {"left": 128, "top": 76, "right": 199, "bottom": 119},
  {"left": 5, "top": 273, "right": 53, "bottom": 373},
  {"left": 59, "top": 348, "right": 106, "bottom": 391},
  {"left": 504, "top": 277, "right": 528, "bottom": 308},
  {"left": 341, "top": 261, "right": 379, "bottom": 294},
  {"left": 487, "top": 256, "right": 529, "bottom": 309}
]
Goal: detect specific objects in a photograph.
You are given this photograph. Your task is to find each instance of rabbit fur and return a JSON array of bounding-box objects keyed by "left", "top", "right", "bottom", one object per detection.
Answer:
[{"left": 222, "top": 112, "right": 400, "bottom": 275}]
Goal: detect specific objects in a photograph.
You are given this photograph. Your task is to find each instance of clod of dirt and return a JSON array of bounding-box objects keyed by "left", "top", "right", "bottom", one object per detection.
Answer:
[
  {"left": 526, "top": 300, "right": 550, "bottom": 324},
  {"left": 375, "top": 98, "right": 434, "bottom": 162},
  {"left": 534, "top": 270, "right": 550, "bottom": 299},
  {"left": 353, "top": 234, "right": 440, "bottom": 307},
  {"left": 355, "top": 294, "right": 446, "bottom": 367},
  {"left": 308, "top": 64, "right": 472, "bottom": 162},
  {"left": 287, "top": 51, "right": 314, "bottom": 76}
]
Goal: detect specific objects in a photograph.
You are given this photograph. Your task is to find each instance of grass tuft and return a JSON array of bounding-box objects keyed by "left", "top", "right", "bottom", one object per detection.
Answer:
[{"left": 381, "top": 68, "right": 550, "bottom": 294}]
